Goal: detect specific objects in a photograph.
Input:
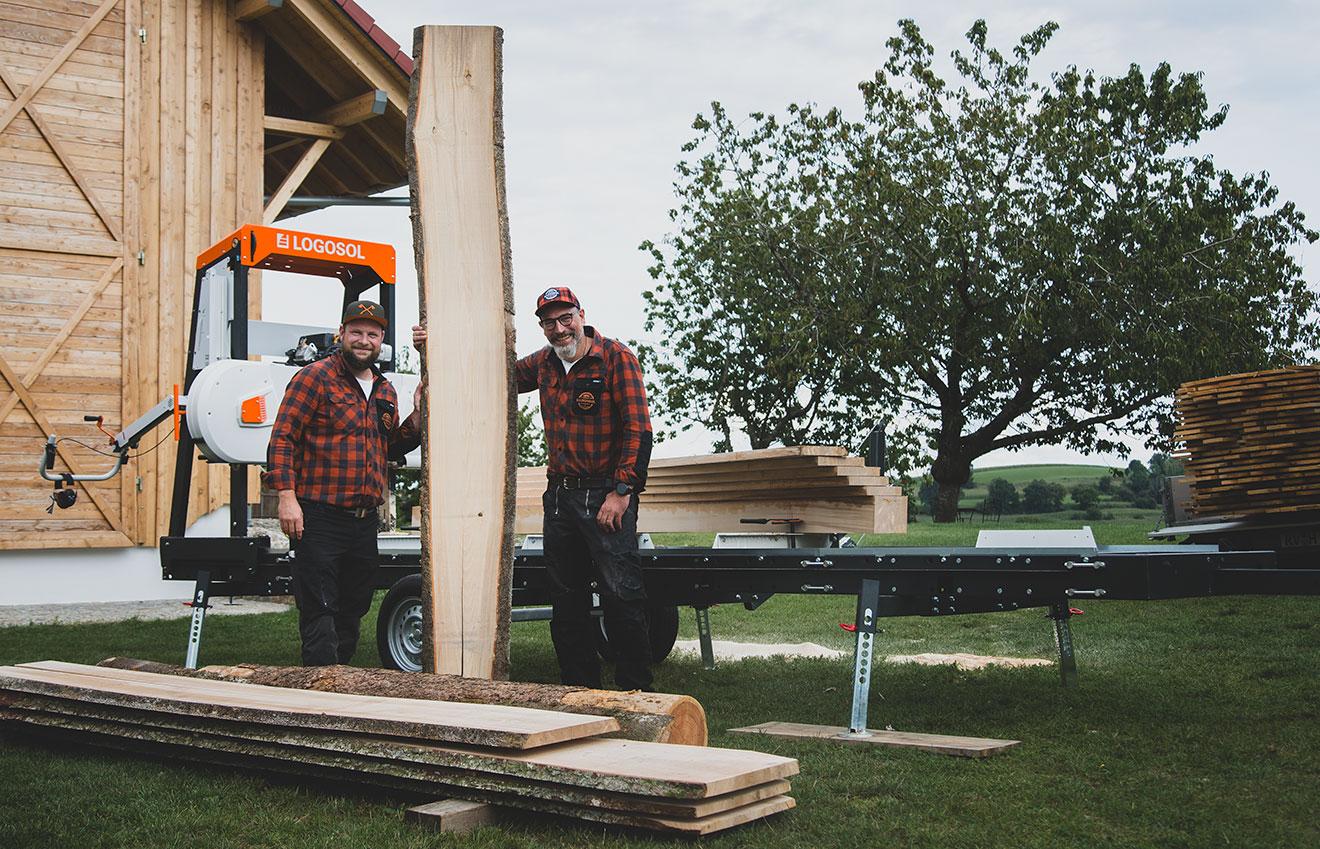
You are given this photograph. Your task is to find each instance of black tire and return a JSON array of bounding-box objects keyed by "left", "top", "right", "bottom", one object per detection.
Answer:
[
  {"left": 376, "top": 573, "right": 424, "bottom": 672},
  {"left": 593, "top": 603, "right": 680, "bottom": 664}
]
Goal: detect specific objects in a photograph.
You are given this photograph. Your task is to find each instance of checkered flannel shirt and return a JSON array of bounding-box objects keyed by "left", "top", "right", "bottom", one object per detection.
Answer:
[
  {"left": 516, "top": 327, "right": 653, "bottom": 488},
  {"left": 265, "top": 353, "right": 419, "bottom": 508}
]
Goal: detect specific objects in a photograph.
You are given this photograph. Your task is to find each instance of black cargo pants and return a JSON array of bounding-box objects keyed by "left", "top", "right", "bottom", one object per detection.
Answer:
[
  {"left": 291, "top": 500, "right": 379, "bottom": 666},
  {"left": 542, "top": 485, "right": 653, "bottom": 691}
]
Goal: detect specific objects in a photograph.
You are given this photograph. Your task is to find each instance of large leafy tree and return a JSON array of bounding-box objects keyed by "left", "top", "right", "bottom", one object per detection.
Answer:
[{"left": 639, "top": 19, "right": 1318, "bottom": 521}]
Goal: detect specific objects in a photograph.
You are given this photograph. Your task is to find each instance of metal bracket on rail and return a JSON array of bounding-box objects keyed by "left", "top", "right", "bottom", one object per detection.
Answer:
[
  {"left": 184, "top": 570, "right": 212, "bottom": 669},
  {"left": 843, "top": 578, "right": 883, "bottom": 737},
  {"left": 1048, "top": 601, "right": 1078, "bottom": 687},
  {"left": 695, "top": 607, "right": 716, "bottom": 670}
]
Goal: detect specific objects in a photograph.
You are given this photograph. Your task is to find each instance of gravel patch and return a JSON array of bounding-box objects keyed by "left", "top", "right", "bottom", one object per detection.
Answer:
[
  {"left": 672, "top": 640, "right": 846, "bottom": 661},
  {"left": 0, "top": 597, "right": 291, "bottom": 628}
]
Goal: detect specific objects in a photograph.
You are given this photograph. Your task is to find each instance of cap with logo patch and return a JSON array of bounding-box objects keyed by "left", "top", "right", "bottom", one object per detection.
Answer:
[
  {"left": 535, "top": 286, "right": 581, "bottom": 317},
  {"left": 342, "top": 300, "right": 387, "bottom": 329}
]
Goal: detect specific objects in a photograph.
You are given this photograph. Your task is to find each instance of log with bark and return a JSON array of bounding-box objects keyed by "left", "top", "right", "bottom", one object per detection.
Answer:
[{"left": 98, "top": 658, "right": 706, "bottom": 746}]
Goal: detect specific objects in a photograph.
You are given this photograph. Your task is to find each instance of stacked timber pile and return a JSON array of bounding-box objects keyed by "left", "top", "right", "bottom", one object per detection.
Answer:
[
  {"left": 0, "top": 662, "right": 797, "bottom": 835},
  {"left": 1174, "top": 366, "right": 1320, "bottom": 517},
  {"left": 515, "top": 446, "right": 907, "bottom": 534}
]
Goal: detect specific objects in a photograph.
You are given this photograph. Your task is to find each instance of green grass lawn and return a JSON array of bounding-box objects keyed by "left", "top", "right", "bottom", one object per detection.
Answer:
[{"left": 2, "top": 518, "right": 1316, "bottom": 848}]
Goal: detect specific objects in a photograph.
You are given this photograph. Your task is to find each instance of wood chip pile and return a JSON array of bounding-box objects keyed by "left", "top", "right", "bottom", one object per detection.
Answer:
[
  {"left": 0, "top": 661, "right": 798, "bottom": 835},
  {"left": 1174, "top": 365, "right": 1320, "bottom": 518},
  {"left": 515, "top": 446, "right": 908, "bottom": 535}
]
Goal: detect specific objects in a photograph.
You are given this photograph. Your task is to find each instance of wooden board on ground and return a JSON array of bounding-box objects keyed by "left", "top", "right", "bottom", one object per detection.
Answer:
[
  {"left": 97, "top": 658, "right": 706, "bottom": 746},
  {"left": 407, "top": 24, "right": 516, "bottom": 678},
  {"left": 1, "top": 711, "right": 793, "bottom": 835},
  {"left": 3, "top": 663, "right": 616, "bottom": 749},
  {"left": 0, "top": 684, "right": 796, "bottom": 799},
  {"left": 406, "top": 799, "right": 499, "bottom": 834},
  {"left": 728, "top": 721, "right": 1020, "bottom": 758}
]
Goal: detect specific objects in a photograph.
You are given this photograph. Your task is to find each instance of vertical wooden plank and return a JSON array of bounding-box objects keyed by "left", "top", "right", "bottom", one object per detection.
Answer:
[
  {"left": 158, "top": 0, "right": 188, "bottom": 529},
  {"left": 121, "top": 0, "right": 143, "bottom": 543},
  {"left": 183, "top": 0, "right": 208, "bottom": 518},
  {"left": 138, "top": 0, "right": 161, "bottom": 543},
  {"left": 204, "top": 0, "right": 226, "bottom": 515},
  {"left": 408, "top": 26, "right": 515, "bottom": 679},
  {"left": 236, "top": 10, "right": 265, "bottom": 506}
]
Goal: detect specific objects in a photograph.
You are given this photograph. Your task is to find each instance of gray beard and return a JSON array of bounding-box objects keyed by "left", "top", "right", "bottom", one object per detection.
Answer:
[{"left": 551, "top": 331, "right": 582, "bottom": 360}]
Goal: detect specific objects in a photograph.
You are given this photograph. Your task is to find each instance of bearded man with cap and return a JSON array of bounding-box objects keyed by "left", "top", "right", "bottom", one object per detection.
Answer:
[
  {"left": 519, "top": 288, "right": 656, "bottom": 689},
  {"left": 413, "top": 288, "right": 654, "bottom": 688},
  {"left": 267, "top": 300, "right": 423, "bottom": 666}
]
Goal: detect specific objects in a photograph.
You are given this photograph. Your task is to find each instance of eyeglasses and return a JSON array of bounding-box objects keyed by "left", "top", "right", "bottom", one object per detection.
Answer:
[{"left": 538, "top": 310, "right": 578, "bottom": 330}]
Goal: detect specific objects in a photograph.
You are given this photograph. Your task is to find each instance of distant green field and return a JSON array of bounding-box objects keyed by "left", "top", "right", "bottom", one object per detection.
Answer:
[
  {"left": 969, "top": 463, "right": 1115, "bottom": 484},
  {"left": 956, "top": 463, "right": 1126, "bottom": 511}
]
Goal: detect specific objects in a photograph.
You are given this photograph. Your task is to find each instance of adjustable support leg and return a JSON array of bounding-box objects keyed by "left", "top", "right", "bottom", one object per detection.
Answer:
[
  {"left": 845, "top": 578, "right": 882, "bottom": 737},
  {"left": 184, "top": 569, "right": 211, "bottom": 670},
  {"left": 1050, "top": 601, "right": 1078, "bottom": 687},
  {"left": 695, "top": 606, "right": 715, "bottom": 670}
]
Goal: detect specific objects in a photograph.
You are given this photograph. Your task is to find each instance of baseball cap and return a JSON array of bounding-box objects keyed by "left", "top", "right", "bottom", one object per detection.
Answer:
[
  {"left": 342, "top": 300, "right": 387, "bottom": 329},
  {"left": 535, "top": 286, "right": 581, "bottom": 317}
]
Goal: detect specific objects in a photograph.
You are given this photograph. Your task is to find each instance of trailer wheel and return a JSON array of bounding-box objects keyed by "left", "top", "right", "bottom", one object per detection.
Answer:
[
  {"left": 377, "top": 574, "right": 424, "bottom": 672},
  {"left": 594, "top": 603, "right": 680, "bottom": 664}
]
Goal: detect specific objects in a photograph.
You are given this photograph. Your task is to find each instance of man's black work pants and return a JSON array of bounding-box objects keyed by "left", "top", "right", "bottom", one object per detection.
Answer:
[
  {"left": 542, "top": 486, "right": 653, "bottom": 691},
  {"left": 291, "top": 500, "right": 379, "bottom": 666}
]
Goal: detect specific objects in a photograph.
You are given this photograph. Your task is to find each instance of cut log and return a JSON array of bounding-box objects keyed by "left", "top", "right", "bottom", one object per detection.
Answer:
[
  {"left": 97, "top": 658, "right": 707, "bottom": 746},
  {"left": 407, "top": 24, "right": 516, "bottom": 678},
  {"left": 2, "top": 663, "right": 616, "bottom": 749}
]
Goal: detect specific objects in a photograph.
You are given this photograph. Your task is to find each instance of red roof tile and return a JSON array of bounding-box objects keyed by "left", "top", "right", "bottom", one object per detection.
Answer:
[{"left": 331, "top": 0, "right": 412, "bottom": 78}]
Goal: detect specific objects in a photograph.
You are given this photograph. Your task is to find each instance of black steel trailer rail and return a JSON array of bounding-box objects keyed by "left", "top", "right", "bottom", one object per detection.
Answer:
[{"left": 159, "top": 535, "right": 1319, "bottom": 728}]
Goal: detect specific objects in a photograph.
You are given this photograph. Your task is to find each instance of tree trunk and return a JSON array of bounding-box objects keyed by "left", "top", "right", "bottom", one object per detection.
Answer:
[
  {"left": 930, "top": 449, "right": 972, "bottom": 523},
  {"left": 97, "top": 658, "right": 706, "bottom": 746}
]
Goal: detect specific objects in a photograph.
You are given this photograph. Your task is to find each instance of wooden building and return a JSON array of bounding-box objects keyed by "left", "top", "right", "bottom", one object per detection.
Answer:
[{"left": 0, "top": 0, "right": 411, "bottom": 552}]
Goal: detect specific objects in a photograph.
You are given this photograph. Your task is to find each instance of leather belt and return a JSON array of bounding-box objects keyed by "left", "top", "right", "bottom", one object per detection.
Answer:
[
  {"left": 303, "top": 500, "right": 376, "bottom": 519},
  {"left": 548, "top": 474, "right": 610, "bottom": 490}
]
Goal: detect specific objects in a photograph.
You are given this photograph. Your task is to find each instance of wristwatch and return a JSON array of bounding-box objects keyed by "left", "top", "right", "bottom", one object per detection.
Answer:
[{"left": 614, "top": 481, "right": 634, "bottom": 496}]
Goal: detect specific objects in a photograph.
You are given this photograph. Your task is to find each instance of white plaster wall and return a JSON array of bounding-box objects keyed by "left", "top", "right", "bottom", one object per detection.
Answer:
[{"left": 0, "top": 509, "right": 230, "bottom": 606}]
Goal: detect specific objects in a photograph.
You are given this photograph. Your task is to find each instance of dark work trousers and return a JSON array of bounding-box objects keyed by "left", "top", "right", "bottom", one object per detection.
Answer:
[
  {"left": 542, "top": 486, "right": 653, "bottom": 691},
  {"left": 291, "top": 500, "right": 380, "bottom": 666}
]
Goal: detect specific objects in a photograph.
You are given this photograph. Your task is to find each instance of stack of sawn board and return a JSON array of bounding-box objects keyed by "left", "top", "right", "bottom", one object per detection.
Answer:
[
  {"left": 1174, "top": 366, "right": 1320, "bottom": 518},
  {"left": 0, "top": 662, "right": 797, "bottom": 835},
  {"left": 515, "top": 446, "right": 908, "bottom": 534}
]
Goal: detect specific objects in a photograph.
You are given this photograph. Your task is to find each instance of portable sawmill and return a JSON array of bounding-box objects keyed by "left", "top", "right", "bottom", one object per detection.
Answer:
[{"left": 36, "top": 225, "right": 1320, "bottom": 739}]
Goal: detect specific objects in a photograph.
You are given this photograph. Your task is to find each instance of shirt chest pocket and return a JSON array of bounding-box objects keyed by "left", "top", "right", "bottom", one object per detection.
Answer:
[
  {"left": 569, "top": 376, "right": 608, "bottom": 417},
  {"left": 322, "top": 390, "right": 364, "bottom": 430}
]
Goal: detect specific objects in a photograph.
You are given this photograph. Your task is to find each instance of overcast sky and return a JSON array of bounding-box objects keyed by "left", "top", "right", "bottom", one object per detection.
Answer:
[{"left": 270, "top": 1, "right": 1319, "bottom": 469}]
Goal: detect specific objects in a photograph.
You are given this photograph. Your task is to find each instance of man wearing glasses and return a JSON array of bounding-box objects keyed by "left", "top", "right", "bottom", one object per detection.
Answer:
[
  {"left": 413, "top": 288, "right": 654, "bottom": 690},
  {"left": 519, "top": 288, "right": 656, "bottom": 690}
]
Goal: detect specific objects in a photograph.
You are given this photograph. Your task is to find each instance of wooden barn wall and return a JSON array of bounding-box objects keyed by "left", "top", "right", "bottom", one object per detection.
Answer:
[{"left": 0, "top": 0, "right": 263, "bottom": 551}]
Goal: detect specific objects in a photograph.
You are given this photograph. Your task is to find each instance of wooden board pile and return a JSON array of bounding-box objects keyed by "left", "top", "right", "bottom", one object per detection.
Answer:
[
  {"left": 1174, "top": 366, "right": 1320, "bottom": 518},
  {"left": 514, "top": 446, "right": 908, "bottom": 534},
  {"left": 0, "top": 662, "right": 798, "bottom": 835}
]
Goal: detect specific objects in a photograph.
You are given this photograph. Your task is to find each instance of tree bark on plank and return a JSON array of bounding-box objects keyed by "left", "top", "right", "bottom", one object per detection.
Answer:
[
  {"left": 98, "top": 658, "right": 707, "bottom": 746},
  {"left": 406, "top": 25, "right": 516, "bottom": 678}
]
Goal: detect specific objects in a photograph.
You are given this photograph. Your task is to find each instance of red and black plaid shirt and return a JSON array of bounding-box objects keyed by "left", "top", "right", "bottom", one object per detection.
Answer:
[
  {"left": 266, "top": 354, "right": 419, "bottom": 508},
  {"left": 516, "top": 327, "right": 652, "bottom": 487}
]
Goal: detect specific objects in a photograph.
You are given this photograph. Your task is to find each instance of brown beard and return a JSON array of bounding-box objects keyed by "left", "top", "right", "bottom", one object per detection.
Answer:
[{"left": 341, "top": 347, "right": 376, "bottom": 371}]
